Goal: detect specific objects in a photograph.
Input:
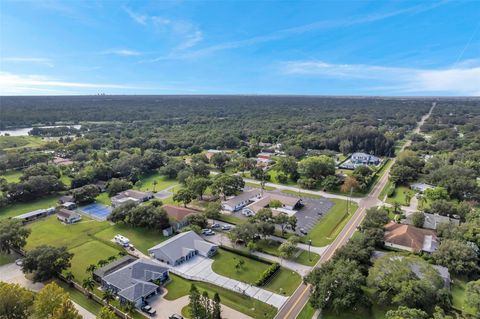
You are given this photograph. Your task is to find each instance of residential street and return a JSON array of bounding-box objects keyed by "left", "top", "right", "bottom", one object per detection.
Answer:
[{"left": 274, "top": 102, "right": 436, "bottom": 319}]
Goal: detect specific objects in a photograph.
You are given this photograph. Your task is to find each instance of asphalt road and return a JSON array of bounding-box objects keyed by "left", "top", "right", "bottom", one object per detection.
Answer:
[{"left": 274, "top": 102, "right": 436, "bottom": 319}]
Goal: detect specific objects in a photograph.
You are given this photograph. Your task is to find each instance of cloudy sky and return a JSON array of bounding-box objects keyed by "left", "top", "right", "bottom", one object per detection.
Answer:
[{"left": 1, "top": 0, "right": 479, "bottom": 96}]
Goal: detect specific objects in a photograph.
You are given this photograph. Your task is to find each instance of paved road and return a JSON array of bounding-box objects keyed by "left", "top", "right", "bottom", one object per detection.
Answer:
[{"left": 275, "top": 102, "right": 436, "bottom": 319}]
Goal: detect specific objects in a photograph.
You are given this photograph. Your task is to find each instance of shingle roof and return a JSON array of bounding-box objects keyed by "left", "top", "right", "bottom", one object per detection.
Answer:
[
  {"left": 384, "top": 222, "right": 438, "bottom": 252},
  {"left": 162, "top": 205, "right": 198, "bottom": 221},
  {"left": 94, "top": 255, "right": 137, "bottom": 278},
  {"left": 57, "top": 208, "right": 80, "bottom": 219},
  {"left": 223, "top": 189, "right": 261, "bottom": 207},
  {"left": 148, "top": 231, "right": 217, "bottom": 263}
]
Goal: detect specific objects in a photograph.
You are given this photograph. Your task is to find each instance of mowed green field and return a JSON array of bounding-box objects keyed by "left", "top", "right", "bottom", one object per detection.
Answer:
[
  {"left": 0, "top": 170, "right": 23, "bottom": 183},
  {"left": 134, "top": 173, "right": 178, "bottom": 192},
  {"left": 0, "top": 136, "right": 47, "bottom": 150},
  {"left": 164, "top": 274, "right": 277, "bottom": 319},
  {"left": 385, "top": 186, "right": 415, "bottom": 206},
  {"left": 0, "top": 195, "right": 59, "bottom": 219}
]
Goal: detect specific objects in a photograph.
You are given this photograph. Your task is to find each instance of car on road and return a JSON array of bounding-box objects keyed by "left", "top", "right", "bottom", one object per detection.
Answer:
[
  {"left": 141, "top": 305, "right": 156, "bottom": 316},
  {"left": 221, "top": 224, "right": 231, "bottom": 231},
  {"left": 15, "top": 259, "right": 23, "bottom": 266},
  {"left": 169, "top": 314, "right": 183, "bottom": 319}
]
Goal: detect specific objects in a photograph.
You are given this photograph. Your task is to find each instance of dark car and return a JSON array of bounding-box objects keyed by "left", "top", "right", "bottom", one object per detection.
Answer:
[{"left": 141, "top": 305, "right": 156, "bottom": 316}]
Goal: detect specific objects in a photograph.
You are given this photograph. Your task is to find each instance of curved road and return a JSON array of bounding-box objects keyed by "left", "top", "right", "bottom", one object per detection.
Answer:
[{"left": 274, "top": 102, "right": 436, "bottom": 319}]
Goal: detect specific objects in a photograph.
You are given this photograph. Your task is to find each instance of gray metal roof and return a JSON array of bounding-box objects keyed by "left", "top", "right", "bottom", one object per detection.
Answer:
[
  {"left": 14, "top": 207, "right": 55, "bottom": 219},
  {"left": 223, "top": 189, "right": 260, "bottom": 207},
  {"left": 148, "top": 231, "right": 217, "bottom": 263},
  {"left": 103, "top": 258, "right": 168, "bottom": 302},
  {"left": 94, "top": 255, "right": 137, "bottom": 278}
]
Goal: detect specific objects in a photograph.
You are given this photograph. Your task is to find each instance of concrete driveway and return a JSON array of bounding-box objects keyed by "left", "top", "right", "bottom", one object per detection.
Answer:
[
  {"left": 0, "top": 262, "right": 95, "bottom": 319},
  {"left": 148, "top": 291, "right": 253, "bottom": 319}
]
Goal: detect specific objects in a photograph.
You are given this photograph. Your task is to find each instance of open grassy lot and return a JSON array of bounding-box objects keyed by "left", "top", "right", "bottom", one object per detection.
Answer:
[
  {"left": 68, "top": 241, "right": 120, "bottom": 282},
  {"left": 164, "top": 274, "right": 277, "bottom": 319},
  {"left": 211, "top": 248, "right": 301, "bottom": 295},
  {"left": 59, "top": 174, "right": 72, "bottom": 188},
  {"left": 256, "top": 239, "right": 320, "bottom": 266},
  {"left": 216, "top": 212, "right": 248, "bottom": 225},
  {"left": 0, "top": 195, "right": 59, "bottom": 219},
  {"left": 267, "top": 169, "right": 297, "bottom": 186},
  {"left": 134, "top": 173, "right": 178, "bottom": 192},
  {"left": 297, "top": 302, "right": 316, "bottom": 319},
  {"left": 0, "top": 136, "right": 47, "bottom": 150},
  {"left": 385, "top": 186, "right": 415, "bottom": 206},
  {"left": 95, "top": 192, "right": 112, "bottom": 206},
  {"left": 212, "top": 248, "right": 271, "bottom": 284},
  {"left": 0, "top": 170, "right": 23, "bottom": 183},
  {"left": 245, "top": 181, "right": 276, "bottom": 191},
  {"left": 93, "top": 223, "right": 166, "bottom": 254},
  {"left": 307, "top": 198, "right": 358, "bottom": 247}
]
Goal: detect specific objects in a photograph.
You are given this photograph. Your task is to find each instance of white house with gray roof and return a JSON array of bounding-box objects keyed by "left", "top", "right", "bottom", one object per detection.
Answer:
[
  {"left": 222, "top": 189, "right": 261, "bottom": 212},
  {"left": 148, "top": 231, "right": 218, "bottom": 266},
  {"left": 100, "top": 258, "right": 169, "bottom": 308}
]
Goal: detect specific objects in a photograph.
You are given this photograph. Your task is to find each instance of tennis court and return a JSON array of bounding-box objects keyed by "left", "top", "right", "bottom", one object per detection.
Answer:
[{"left": 80, "top": 203, "right": 112, "bottom": 221}]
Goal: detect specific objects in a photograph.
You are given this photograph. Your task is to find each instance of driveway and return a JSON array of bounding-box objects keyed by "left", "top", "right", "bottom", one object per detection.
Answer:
[
  {"left": 148, "top": 291, "right": 253, "bottom": 319},
  {"left": 0, "top": 262, "right": 95, "bottom": 319},
  {"left": 166, "top": 256, "right": 288, "bottom": 309}
]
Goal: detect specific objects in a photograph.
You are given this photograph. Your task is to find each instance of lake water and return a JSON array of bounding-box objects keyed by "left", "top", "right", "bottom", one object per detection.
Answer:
[{"left": 0, "top": 125, "right": 81, "bottom": 136}]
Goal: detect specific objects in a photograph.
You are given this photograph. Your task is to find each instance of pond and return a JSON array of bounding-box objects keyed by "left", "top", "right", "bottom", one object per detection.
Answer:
[{"left": 0, "top": 125, "right": 81, "bottom": 136}]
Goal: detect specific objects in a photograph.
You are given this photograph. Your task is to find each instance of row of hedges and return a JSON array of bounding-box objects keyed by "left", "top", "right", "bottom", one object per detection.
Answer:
[{"left": 254, "top": 262, "right": 280, "bottom": 286}]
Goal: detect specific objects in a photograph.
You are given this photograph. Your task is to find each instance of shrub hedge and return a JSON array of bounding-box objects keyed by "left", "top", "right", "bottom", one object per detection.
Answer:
[{"left": 254, "top": 262, "right": 280, "bottom": 286}]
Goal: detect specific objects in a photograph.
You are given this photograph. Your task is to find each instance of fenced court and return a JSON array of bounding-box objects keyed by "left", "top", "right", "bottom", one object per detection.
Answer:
[{"left": 80, "top": 203, "right": 112, "bottom": 221}]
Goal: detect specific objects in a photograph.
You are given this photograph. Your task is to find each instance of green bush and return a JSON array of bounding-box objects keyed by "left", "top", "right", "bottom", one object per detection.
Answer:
[{"left": 254, "top": 262, "right": 280, "bottom": 286}]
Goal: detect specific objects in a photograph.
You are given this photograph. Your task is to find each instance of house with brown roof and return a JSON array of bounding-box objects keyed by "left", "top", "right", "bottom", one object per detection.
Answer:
[
  {"left": 384, "top": 222, "right": 438, "bottom": 253},
  {"left": 162, "top": 205, "right": 198, "bottom": 231}
]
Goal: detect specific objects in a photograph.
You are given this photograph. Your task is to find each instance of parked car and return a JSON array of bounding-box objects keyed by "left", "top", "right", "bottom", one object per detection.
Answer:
[
  {"left": 221, "top": 225, "right": 231, "bottom": 231},
  {"left": 299, "top": 228, "right": 308, "bottom": 235},
  {"left": 169, "top": 315, "right": 183, "bottom": 319},
  {"left": 211, "top": 223, "right": 221, "bottom": 229},
  {"left": 15, "top": 259, "right": 23, "bottom": 266},
  {"left": 141, "top": 305, "right": 156, "bottom": 316},
  {"left": 203, "top": 229, "right": 216, "bottom": 236}
]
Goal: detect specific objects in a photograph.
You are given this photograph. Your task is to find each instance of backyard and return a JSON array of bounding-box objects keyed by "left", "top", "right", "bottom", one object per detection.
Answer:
[
  {"left": 385, "top": 185, "right": 415, "bottom": 206},
  {"left": 164, "top": 274, "right": 277, "bottom": 319},
  {"left": 0, "top": 195, "right": 60, "bottom": 219}
]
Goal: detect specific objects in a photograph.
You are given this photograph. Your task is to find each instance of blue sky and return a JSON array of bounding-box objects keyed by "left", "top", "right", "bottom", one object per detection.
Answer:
[{"left": 1, "top": 0, "right": 479, "bottom": 96}]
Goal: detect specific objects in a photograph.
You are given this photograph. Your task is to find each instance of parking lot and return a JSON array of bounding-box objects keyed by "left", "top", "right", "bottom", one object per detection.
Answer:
[{"left": 292, "top": 195, "right": 334, "bottom": 234}]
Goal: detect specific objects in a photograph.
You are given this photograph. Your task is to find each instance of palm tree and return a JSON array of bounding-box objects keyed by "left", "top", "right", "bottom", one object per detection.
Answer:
[
  {"left": 393, "top": 202, "right": 401, "bottom": 214},
  {"left": 107, "top": 255, "right": 117, "bottom": 262},
  {"left": 64, "top": 271, "right": 75, "bottom": 287},
  {"left": 98, "top": 259, "right": 108, "bottom": 267},
  {"left": 102, "top": 290, "right": 115, "bottom": 307},
  {"left": 122, "top": 301, "right": 136, "bottom": 319},
  {"left": 82, "top": 277, "right": 95, "bottom": 298},
  {"left": 153, "top": 180, "right": 158, "bottom": 192},
  {"left": 86, "top": 264, "right": 97, "bottom": 273}
]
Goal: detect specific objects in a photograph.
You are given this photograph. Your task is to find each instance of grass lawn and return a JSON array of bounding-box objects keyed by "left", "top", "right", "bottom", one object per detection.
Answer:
[
  {"left": 0, "top": 251, "right": 19, "bottom": 265},
  {"left": 95, "top": 192, "right": 112, "bottom": 206},
  {"left": 297, "top": 302, "right": 316, "bottom": 319},
  {"left": 267, "top": 169, "right": 297, "bottom": 186},
  {"left": 264, "top": 268, "right": 301, "bottom": 296},
  {"left": 386, "top": 186, "right": 415, "bottom": 206},
  {"left": 0, "top": 195, "right": 60, "bottom": 219},
  {"left": 0, "top": 170, "right": 23, "bottom": 183},
  {"left": 93, "top": 223, "right": 167, "bottom": 254},
  {"left": 245, "top": 182, "right": 276, "bottom": 191},
  {"left": 0, "top": 136, "right": 47, "bottom": 150},
  {"left": 55, "top": 280, "right": 103, "bottom": 315},
  {"left": 451, "top": 277, "right": 476, "bottom": 315},
  {"left": 378, "top": 179, "right": 394, "bottom": 201},
  {"left": 307, "top": 198, "right": 358, "bottom": 247},
  {"left": 212, "top": 248, "right": 271, "bottom": 284},
  {"left": 67, "top": 241, "right": 121, "bottom": 282},
  {"left": 164, "top": 274, "right": 277, "bottom": 319},
  {"left": 134, "top": 173, "right": 178, "bottom": 192},
  {"left": 256, "top": 239, "right": 320, "bottom": 266},
  {"left": 217, "top": 213, "right": 247, "bottom": 225},
  {"left": 59, "top": 174, "right": 72, "bottom": 188}
]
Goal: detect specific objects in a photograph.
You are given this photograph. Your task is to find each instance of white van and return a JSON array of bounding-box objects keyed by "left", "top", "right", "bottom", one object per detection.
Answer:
[{"left": 114, "top": 234, "right": 130, "bottom": 247}]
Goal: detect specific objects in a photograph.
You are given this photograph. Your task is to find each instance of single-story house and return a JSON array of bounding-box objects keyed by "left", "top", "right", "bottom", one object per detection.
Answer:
[
  {"left": 148, "top": 231, "right": 218, "bottom": 266},
  {"left": 93, "top": 255, "right": 137, "bottom": 282},
  {"left": 410, "top": 182, "right": 435, "bottom": 193},
  {"left": 59, "top": 195, "right": 74, "bottom": 204},
  {"left": 111, "top": 190, "right": 154, "bottom": 208},
  {"left": 401, "top": 213, "right": 460, "bottom": 230},
  {"left": 61, "top": 202, "right": 77, "bottom": 210},
  {"left": 100, "top": 258, "right": 169, "bottom": 308},
  {"left": 384, "top": 222, "right": 439, "bottom": 253},
  {"left": 243, "top": 192, "right": 301, "bottom": 217},
  {"left": 162, "top": 205, "right": 198, "bottom": 231},
  {"left": 351, "top": 152, "right": 380, "bottom": 165},
  {"left": 57, "top": 208, "right": 81, "bottom": 224},
  {"left": 206, "top": 149, "right": 223, "bottom": 160},
  {"left": 222, "top": 189, "right": 262, "bottom": 212},
  {"left": 14, "top": 207, "right": 56, "bottom": 223}
]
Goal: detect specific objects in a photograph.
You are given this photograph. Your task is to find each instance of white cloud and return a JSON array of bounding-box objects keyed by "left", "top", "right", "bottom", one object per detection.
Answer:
[
  {"left": 123, "top": 6, "right": 148, "bottom": 25},
  {"left": 103, "top": 49, "right": 142, "bottom": 56},
  {"left": 281, "top": 60, "right": 480, "bottom": 96},
  {"left": 2, "top": 57, "right": 54, "bottom": 67}
]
